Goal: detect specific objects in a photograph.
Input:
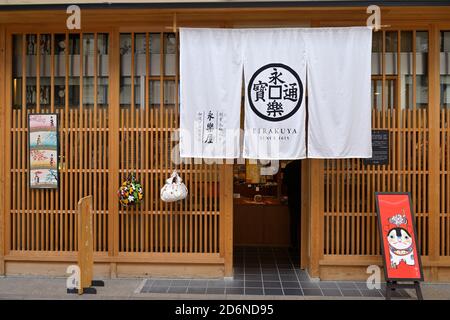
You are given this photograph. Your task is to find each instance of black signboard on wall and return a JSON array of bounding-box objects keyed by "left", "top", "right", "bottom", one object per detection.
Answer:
[{"left": 363, "top": 129, "right": 389, "bottom": 166}]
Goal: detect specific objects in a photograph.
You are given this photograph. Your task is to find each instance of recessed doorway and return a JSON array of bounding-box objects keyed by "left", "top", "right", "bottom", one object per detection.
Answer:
[{"left": 232, "top": 160, "right": 303, "bottom": 272}]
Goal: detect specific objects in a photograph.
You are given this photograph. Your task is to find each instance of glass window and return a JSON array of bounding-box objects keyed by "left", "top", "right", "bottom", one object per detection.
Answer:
[
  {"left": 416, "top": 31, "right": 428, "bottom": 109},
  {"left": 54, "top": 34, "right": 66, "bottom": 109},
  {"left": 441, "top": 31, "right": 450, "bottom": 108},
  {"left": 119, "top": 33, "right": 132, "bottom": 108},
  {"left": 12, "top": 34, "right": 23, "bottom": 109}
]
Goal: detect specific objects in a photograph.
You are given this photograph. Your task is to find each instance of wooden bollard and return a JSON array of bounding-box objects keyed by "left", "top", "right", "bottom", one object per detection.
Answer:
[{"left": 67, "top": 195, "right": 104, "bottom": 295}]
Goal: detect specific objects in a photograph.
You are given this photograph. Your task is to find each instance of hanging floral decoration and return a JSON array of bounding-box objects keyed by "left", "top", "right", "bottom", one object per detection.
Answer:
[{"left": 118, "top": 174, "right": 143, "bottom": 207}]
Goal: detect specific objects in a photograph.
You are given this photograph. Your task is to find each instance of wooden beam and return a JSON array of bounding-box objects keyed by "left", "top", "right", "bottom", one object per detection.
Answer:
[
  {"left": 3, "top": 28, "right": 12, "bottom": 272},
  {"left": 220, "top": 164, "right": 233, "bottom": 277},
  {"left": 300, "top": 159, "right": 310, "bottom": 270},
  {"left": 428, "top": 24, "right": 441, "bottom": 281},
  {"left": 0, "top": 25, "right": 6, "bottom": 275},
  {"left": 309, "top": 159, "right": 324, "bottom": 278},
  {"left": 108, "top": 28, "right": 120, "bottom": 278}
]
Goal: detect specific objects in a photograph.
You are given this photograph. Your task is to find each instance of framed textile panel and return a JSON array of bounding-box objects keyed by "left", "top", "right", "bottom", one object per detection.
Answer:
[{"left": 28, "top": 114, "right": 59, "bottom": 189}]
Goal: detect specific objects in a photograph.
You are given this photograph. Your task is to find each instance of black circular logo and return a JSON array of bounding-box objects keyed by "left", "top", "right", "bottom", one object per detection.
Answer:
[{"left": 248, "top": 63, "right": 303, "bottom": 122}]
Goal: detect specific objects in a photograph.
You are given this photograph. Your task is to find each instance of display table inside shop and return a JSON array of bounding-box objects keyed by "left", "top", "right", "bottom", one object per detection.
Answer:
[{"left": 233, "top": 197, "right": 291, "bottom": 246}]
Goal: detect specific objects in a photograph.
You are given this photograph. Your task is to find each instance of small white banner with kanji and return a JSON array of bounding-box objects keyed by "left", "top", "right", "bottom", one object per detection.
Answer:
[
  {"left": 243, "top": 29, "right": 307, "bottom": 159},
  {"left": 179, "top": 28, "right": 242, "bottom": 159}
]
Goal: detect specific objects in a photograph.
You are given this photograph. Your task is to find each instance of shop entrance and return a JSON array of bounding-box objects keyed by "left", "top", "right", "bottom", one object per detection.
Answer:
[{"left": 232, "top": 160, "right": 302, "bottom": 272}]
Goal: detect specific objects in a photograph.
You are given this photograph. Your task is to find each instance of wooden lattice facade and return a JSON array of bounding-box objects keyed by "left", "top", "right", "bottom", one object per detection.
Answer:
[{"left": 1, "top": 4, "right": 450, "bottom": 281}]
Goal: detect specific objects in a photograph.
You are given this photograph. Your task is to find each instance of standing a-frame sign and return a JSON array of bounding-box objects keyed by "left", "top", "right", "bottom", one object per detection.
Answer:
[{"left": 375, "top": 192, "right": 424, "bottom": 300}]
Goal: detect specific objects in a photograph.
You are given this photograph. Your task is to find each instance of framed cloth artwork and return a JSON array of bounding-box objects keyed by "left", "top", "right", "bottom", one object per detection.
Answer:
[
  {"left": 375, "top": 192, "right": 424, "bottom": 282},
  {"left": 28, "top": 113, "right": 59, "bottom": 189}
]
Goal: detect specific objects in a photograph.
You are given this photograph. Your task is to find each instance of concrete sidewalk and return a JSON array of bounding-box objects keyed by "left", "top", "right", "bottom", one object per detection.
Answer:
[{"left": 1, "top": 276, "right": 450, "bottom": 300}]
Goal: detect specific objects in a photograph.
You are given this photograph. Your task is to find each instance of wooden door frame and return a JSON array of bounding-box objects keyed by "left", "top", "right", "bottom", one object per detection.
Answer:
[
  {"left": 0, "top": 25, "right": 6, "bottom": 275},
  {"left": 300, "top": 159, "right": 311, "bottom": 270}
]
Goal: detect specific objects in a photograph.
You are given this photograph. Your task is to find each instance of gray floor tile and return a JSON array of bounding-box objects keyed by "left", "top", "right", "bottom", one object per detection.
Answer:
[
  {"left": 264, "top": 288, "right": 284, "bottom": 295},
  {"left": 302, "top": 288, "right": 323, "bottom": 296},
  {"left": 234, "top": 268, "right": 245, "bottom": 274},
  {"left": 171, "top": 280, "right": 190, "bottom": 286},
  {"left": 354, "top": 282, "right": 371, "bottom": 290},
  {"left": 206, "top": 287, "right": 225, "bottom": 294},
  {"left": 360, "top": 289, "right": 383, "bottom": 297},
  {"left": 189, "top": 280, "right": 208, "bottom": 287},
  {"left": 383, "top": 289, "right": 409, "bottom": 298},
  {"left": 144, "top": 279, "right": 154, "bottom": 286},
  {"left": 245, "top": 288, "right": 264, "bottom": 295},
  {"left": 264, "top": 281, "right": 282, "bottom": 288},
  {"left": 225, "top": 280, "right": 244, "bottom": 288},
  {"left": 283, "top": 288, "right": 303, "bottom": 296},
  {"left": 341, "top": 289, "right": 362, "bottom": 297},
  {"left": 297, "top": 274, "right": 311, "bottom": 281},
  {"left": 280, "top": 275, "right": 298, "bottom": 281},
  {"left": 282, "top": 281, "right": 301, "bottom": 289},
  {"left": 245, "top": 274, "right": 262, "bottom": 281},
  {"left": 207, "top": 280, "right": 226, "bottom": 288},
  {"left": 322, "top": 289, "right": 342, "bottom": 296},
  {"left": 233, "top": 274, "right": 245, "bottom": 280},
  {"left": 245, "top": 268, "right": 261, "bottom": 275},
  {"left": 262, "top": 275, "right": 280, "bottom": 281},
  {"left": 187, "top": 287, "right": 206, "bottom": 294},
  {"left": 152, "top": 279, "right": 172, "bottom": 286},
  {"left": 168, "top": 287, "right": 187, "bottom": 294},
  {"left": 148, "top": 286, "right": 169, "bottom": 293},
  {"left": 318, "top": 282, "right": 338, "bottom": 289},
  {"left": 337, "top": 282, "right": 358, "bottom": 289},
  {"left": 279, "top": 269, "right": 297, "bottom": 275},
  {"left": 277, "top": 264, "right": 293, "bottom": 269},
  {"left": 245, "top": 281, "right": 263, "bottom": 288},
  {"left": 300, "top": 281, "right": 320, "bottom": 289},
  {"left": 226, "top": 288, "right": 244, "bottom": 295}
]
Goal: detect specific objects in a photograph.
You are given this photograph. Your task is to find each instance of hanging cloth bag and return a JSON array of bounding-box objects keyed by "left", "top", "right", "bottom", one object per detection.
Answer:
[{"left": 160, "top": 170, "right": 188, "bottom": 202}]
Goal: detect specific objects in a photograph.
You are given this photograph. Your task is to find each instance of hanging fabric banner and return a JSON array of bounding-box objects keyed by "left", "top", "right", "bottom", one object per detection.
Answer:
[
  {"left": 243, "top": 29, "right": 307, "bottom": 159},
  {"left": 179, "top": 28, "right": 243, "bottom": 159},
  {"left": 304, "top": 27, "right": 373, "bottom": 158}
]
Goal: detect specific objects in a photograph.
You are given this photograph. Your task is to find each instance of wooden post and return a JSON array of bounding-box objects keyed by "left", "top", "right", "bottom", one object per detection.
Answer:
[
  {"left": 78, "top": 196, "right": 94, "bottom": 294},
  {"left": 300, "top": 159, "right": 310, "bottom": 270},
  {"left": 309, "top": 159, "right": 324, "bottom": 278},
  {"left": 108, "top": 28, "right": 120, "bottom": 277},
  {"left": 428, "top": 25, "right": 441, "bottom": 280},
  {"left": 0, "top": 25, "right": 6, "bottom": 275},
  {"left": 3, "top": 28, "right": 12, "bottom": 273},
  {"left": 67, "top": 195, "right": 104, "bottom": 295},
  {"left": 220, "top": 164, "right": 234, "bottom": 277}
]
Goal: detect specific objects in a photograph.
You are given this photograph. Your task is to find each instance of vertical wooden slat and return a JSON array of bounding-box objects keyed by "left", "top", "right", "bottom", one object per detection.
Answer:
[
  {"left": 130, "top": 32, "right": 135, "bottom": 253},
  {"left": 428, "top": 25, "right": 441, "bottom": 278},
  {"left": 309, "top": 159, "right": 324, "bottom": 277},
  {"left": 300, "top": 160, "right": 311, "bottom": 269},
  {"left": 147, "top": 33, "right": 154, "bottom": 253},
  {"left": 221, "top": 164, "right": 233, "bottom": 276},
  {"left": 0, "top": 26, "right": 8, "bottom": 273},
  {"left": 20, "top": 33, "right": 26, "bottom": 252},
  {"left": 158, "top": 32, "right": 164, "bottom": 253},
  {"left": 109, "top": 29, "right": 120, "bottom": 272},
  {"left": 48, "top": 33, "right": 54, "bottom": 252},
  {"left": 93, "top": 33, "right": 98, "bottom": 251},
  {"left": 63, "top": 32, "right": 69, "bottom": 252},
  {"left": 412, "top": 30, "right": 418, "bottom": 256}
]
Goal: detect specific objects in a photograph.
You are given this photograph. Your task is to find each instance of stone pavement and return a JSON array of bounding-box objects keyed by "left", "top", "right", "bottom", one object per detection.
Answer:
[{"left": 1, "top": 276, "right": 450, "bottom": 300}]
